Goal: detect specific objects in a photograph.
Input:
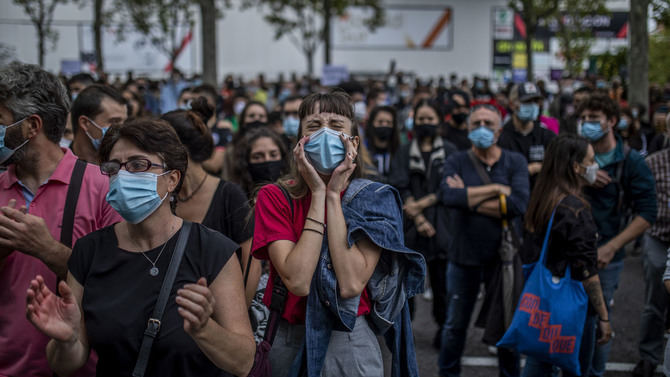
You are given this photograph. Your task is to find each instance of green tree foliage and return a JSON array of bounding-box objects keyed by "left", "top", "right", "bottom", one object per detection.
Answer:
[
  {"left": 13, "top": 0, "right": 68, "bottom": 67},
  {"left": 554, "top": 0, "right": 608, "bottom": 77},
  {"left": 245, "top": 0, "right": 384, "bottom": 76},
  {"left": 115, "top": 0, "right": 195, "bottom": 72},
  {"left": 649, "top": 29, "right": 670, "bottom": 84}
]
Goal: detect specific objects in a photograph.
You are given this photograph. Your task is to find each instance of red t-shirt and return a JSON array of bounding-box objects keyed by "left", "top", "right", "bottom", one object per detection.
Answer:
[{"left": 252, "top": 184, "right": 371, "bottom": 324}]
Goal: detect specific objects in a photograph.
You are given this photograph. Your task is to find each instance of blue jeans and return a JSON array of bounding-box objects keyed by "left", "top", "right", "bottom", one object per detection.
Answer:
[
  {"left": 589, "top": 259, "right": 624, "bottom": 377},
  {"left": 638, "top": 234, "right": 670, "bottom": 365},
  {"left": 438, "top": 262, "right": 520, "bottom": 377},
  {"left": 521, "top": 314, "right": 597, "bottom": 377}
]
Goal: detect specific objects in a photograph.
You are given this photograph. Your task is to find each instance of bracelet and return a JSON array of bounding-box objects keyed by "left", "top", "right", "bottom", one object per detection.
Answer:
[
  {"left": 303, "top": 227, "right": 324, "bottom": 236},
  {"left": 306, "top": 217, "right": 326, "bottom": 229},
  {"left": 599, "top": 317, "right": 610, "bottom": 322}
]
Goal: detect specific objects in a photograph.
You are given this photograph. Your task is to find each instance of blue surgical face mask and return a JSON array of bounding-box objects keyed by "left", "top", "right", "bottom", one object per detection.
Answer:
[
  {"left": 84, "top": 117, "right": 109, "bottom": 151},
  {"left": 517, "top": 103, "right": 539, "bottom": 122},
  {"left": 283, "top": 115, "right": 300, "bottom": 137},
  {"left": 0, "top": 117, "right": 29, "bottom": 165},
  {"left": 617, "top": 118, "right": 629, "bottom": 130},
  {"left": 580, "top": 121, "right": 608, "bottom": 141},
  {"left": 468, "top": 126, "right": 496, "bottom": 149},
  {"left": 405, "top": 117, "right": 414, "bottom": 131},
  {"left": 304, "top": 127, "right": 349, "bottom": 174},
  {"left": 106, "top": 170, "right": 171, "bottom": 224}
]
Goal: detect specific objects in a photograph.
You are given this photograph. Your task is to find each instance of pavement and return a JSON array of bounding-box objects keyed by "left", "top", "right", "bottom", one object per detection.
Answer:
[{"left": 404, "top": 253, "right": 666, "bottom": 377}]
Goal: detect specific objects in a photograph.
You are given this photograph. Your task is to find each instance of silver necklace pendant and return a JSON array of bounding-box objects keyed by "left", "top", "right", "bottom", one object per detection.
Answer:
[{"left": 150, "top": 266, "right": 159, "bottom": 276}]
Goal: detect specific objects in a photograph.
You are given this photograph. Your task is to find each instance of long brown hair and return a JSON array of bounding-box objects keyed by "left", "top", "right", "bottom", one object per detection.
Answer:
[
  {"left": 279, "top": 90, "right": 363, "bottom": 199},
  {"left": 524, "top": 134, "right": 590, "bottom": 232}
]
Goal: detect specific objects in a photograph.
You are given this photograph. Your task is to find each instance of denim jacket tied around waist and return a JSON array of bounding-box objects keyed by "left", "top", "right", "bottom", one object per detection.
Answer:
[{"left": 289, "top": 178, "right": 426, "bottom": 377}]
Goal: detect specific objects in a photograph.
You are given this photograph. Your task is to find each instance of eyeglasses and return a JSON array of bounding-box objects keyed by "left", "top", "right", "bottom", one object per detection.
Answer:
[{"left": 100, "top": 158, "right": 166, "bottom": 176}]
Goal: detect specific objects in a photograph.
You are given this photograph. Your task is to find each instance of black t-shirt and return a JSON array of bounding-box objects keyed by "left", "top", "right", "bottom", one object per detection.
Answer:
[
  {"left": 498, "top": 120, "right": 556, "bottom": 188},
  {"left": 521, "top": 195, "right": 598, "bottom": 282},
  {"left": 69, "top": 222, "right": 239, "bottom": 377},
  {"left": 202, "top": 180, "right": 253, "bottom": 245},
  {"left": 443, "top": 124, "right": 471, "bottom": 150}
]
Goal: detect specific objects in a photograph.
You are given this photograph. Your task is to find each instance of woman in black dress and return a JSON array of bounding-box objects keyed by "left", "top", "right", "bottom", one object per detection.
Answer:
[
  {"left": 26, "top": 119, "right": 255, "bottom": 377},
  {"left": 161, "top": 98, "right": 256, "bottom": 303}
]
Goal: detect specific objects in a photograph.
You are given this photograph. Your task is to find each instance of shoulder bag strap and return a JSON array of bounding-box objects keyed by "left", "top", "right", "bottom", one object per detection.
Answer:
[
  {"left": 132, "top": 221, "right": 192, "bottom": 377},
  {"left": 467, "top": 150, "right": 492, "bottom": 185},
  {"left": 60, "top": 159, "right": 87, "bottom": 248}
]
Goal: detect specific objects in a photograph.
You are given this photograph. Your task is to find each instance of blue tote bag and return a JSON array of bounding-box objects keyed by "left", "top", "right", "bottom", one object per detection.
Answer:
[{"left": 497, "top": 209, "right": 588, "bottom": 375}]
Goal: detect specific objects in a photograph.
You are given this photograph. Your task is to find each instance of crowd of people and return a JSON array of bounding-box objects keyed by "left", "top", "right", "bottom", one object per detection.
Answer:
[{"left": 0, "top": 60, "right": 668, "bottom": 377}]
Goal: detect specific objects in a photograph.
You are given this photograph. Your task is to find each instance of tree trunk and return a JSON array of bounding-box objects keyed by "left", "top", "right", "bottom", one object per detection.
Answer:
[
  {"left": 306, "top": 49, "right": 314, "bottom": 77},
  {"left": 323, "top": 0, "right": 331, "bottom": 65},
  {"left": 94, "top": 0, "right": 104, "bottom": 71},
  {"left": 628, "top": 0, "right": 649, "bottom": 121},
  {"left": 200, "top": 0, "right": 217, "bottom": 86},
  {"left": 38, "top": 27, "right": 45, "bottom": 68},
  {"left": 525, "top": 32, "right": 533, "bottom": 81}
]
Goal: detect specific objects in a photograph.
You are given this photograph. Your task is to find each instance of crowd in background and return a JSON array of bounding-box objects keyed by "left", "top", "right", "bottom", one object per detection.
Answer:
[{"left": 0, "top": 60, "right": 669, "bottom": 377}]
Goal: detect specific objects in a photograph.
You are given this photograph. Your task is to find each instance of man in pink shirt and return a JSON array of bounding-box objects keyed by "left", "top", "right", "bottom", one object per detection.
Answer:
[{"left": 0, "top": 62, "right": 121, "bottom": 377}]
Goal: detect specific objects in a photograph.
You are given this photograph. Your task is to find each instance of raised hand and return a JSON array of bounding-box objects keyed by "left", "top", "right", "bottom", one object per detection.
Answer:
[
  {"left": 294, "top": 135, "right": 326, "bottom": 194},
  {"left": 26, "top": 275, "right": 80, "bottom": 344},
  {"left": 177, "top": 277, "right": 215, "bottom": 337},
  {"left": 327, "top": 133, "right": 357, "bottom": 195}
]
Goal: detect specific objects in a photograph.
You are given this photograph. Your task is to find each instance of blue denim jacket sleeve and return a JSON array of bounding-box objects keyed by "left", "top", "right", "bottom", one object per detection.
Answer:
[{"left": 298, "top": 179, "right": 425, "bottom": 377}]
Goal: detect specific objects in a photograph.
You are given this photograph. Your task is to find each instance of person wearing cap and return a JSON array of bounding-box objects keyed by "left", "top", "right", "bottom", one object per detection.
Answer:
[{"left": 498, "top": 82, "right": 556, "bottom": 190}]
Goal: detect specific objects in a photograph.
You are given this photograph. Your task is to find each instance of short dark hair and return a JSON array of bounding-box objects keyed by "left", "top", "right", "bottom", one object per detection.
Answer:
[
  {"left": 0, "top": 61, "right": 70, "bottom": 143},
  {"left": 161, "top": 97, "right": 214, "bottom": 163},
  {"left": 281, "top": 95, "right": 303, "bottom": 113},
  {"left": 233, "top": 127, "right": 288, "bottom": 196},
  {"left": 449, "top": 89, "right": 471, "bottom": 108},
  {"left": 70, "top": 84, "right": 126, "bottom": 134},
  {"left": 67, "top": 73, "right": 95, "bottom": 87},
  {"left": 578, "top": 92, "right": 619, "bottom": 121},
  {"left": 366, "top": 105, "right": 400, "bottom": 154},
  {"left": 99, "top": 118, "right": 188, "bottom": 212},
  {"left": 413, "top": 99, "right": 444, "bottom": 124},
  {"left": 192, "top": 84, "right": 218, "bottom": 103}
]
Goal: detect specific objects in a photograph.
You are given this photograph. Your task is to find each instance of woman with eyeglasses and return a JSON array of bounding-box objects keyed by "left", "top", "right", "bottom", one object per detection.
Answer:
[
  {"left": 25, "top": 119, "right": 255, "bottom": 377},
  {"left": 388, "top": 99, "right": 456, "bottom": 348}
]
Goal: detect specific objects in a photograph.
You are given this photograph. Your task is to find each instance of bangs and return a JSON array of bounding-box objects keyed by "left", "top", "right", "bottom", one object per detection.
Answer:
[{"left": 298, "top": 91, "right": 354, "bottom": 121}]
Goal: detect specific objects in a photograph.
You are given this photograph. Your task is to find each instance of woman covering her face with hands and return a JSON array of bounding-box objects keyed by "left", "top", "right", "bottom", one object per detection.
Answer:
[
  {"left": 25, "top": 119, "right": 255, "bottom": 377},
  {"left": 251, "top": 91, "right": 424, "bottom": 377}
]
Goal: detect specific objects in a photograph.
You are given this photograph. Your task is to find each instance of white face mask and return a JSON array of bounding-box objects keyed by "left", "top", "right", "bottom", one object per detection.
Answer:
[{"left": 581, "top": 163, "right": 598, "bottom": 184}]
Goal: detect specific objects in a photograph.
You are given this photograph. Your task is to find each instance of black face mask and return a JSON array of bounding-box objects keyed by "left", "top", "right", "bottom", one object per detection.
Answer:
[
  {"left": 452, "top": 113, "right": 468, "bottom": 125},
  {"left": 414, "top": 124, "right": 438, "bottom": 139},
  {"left": 244, "top": 121, "right": 267, "bottom": 131},
  {"left": 212, "top": 127, "right": 233, "bottom": 147},
  {"left": 249, "top": 160, "right": 284, "bottom": 184},
  {"left": 372, "top": 127, "right": 393, "bottom": 142}
]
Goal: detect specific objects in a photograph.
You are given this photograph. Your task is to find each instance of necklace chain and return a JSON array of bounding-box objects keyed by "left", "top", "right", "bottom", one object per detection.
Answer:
[
  {"left": 140, "top": 240, "right": 168, "bottom": 268},
  {"left": 178, "top": 173, "right": 208, "bottom": 202}
]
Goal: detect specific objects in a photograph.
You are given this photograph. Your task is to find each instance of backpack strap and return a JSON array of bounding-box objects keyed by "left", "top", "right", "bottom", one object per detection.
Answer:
[
  {"left": 467, "top": 150, "right": 492, "bottom": 185},
  {"left": 60, "top": 159, "right": 87, "bottom": 248},
  {"left": 243, "top": 184, "right": 291, "bottom": 346},
  {"left": 132, "top": 221, "right": 192, "bottom": 377},
  {"left": 614, "top": 145, "right": 631, "bottom": 215}
]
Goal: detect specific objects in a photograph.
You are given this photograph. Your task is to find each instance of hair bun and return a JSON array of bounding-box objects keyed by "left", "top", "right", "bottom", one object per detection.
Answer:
[{"left": 190, "top": 96, "right": 214, "bottom": 122}]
